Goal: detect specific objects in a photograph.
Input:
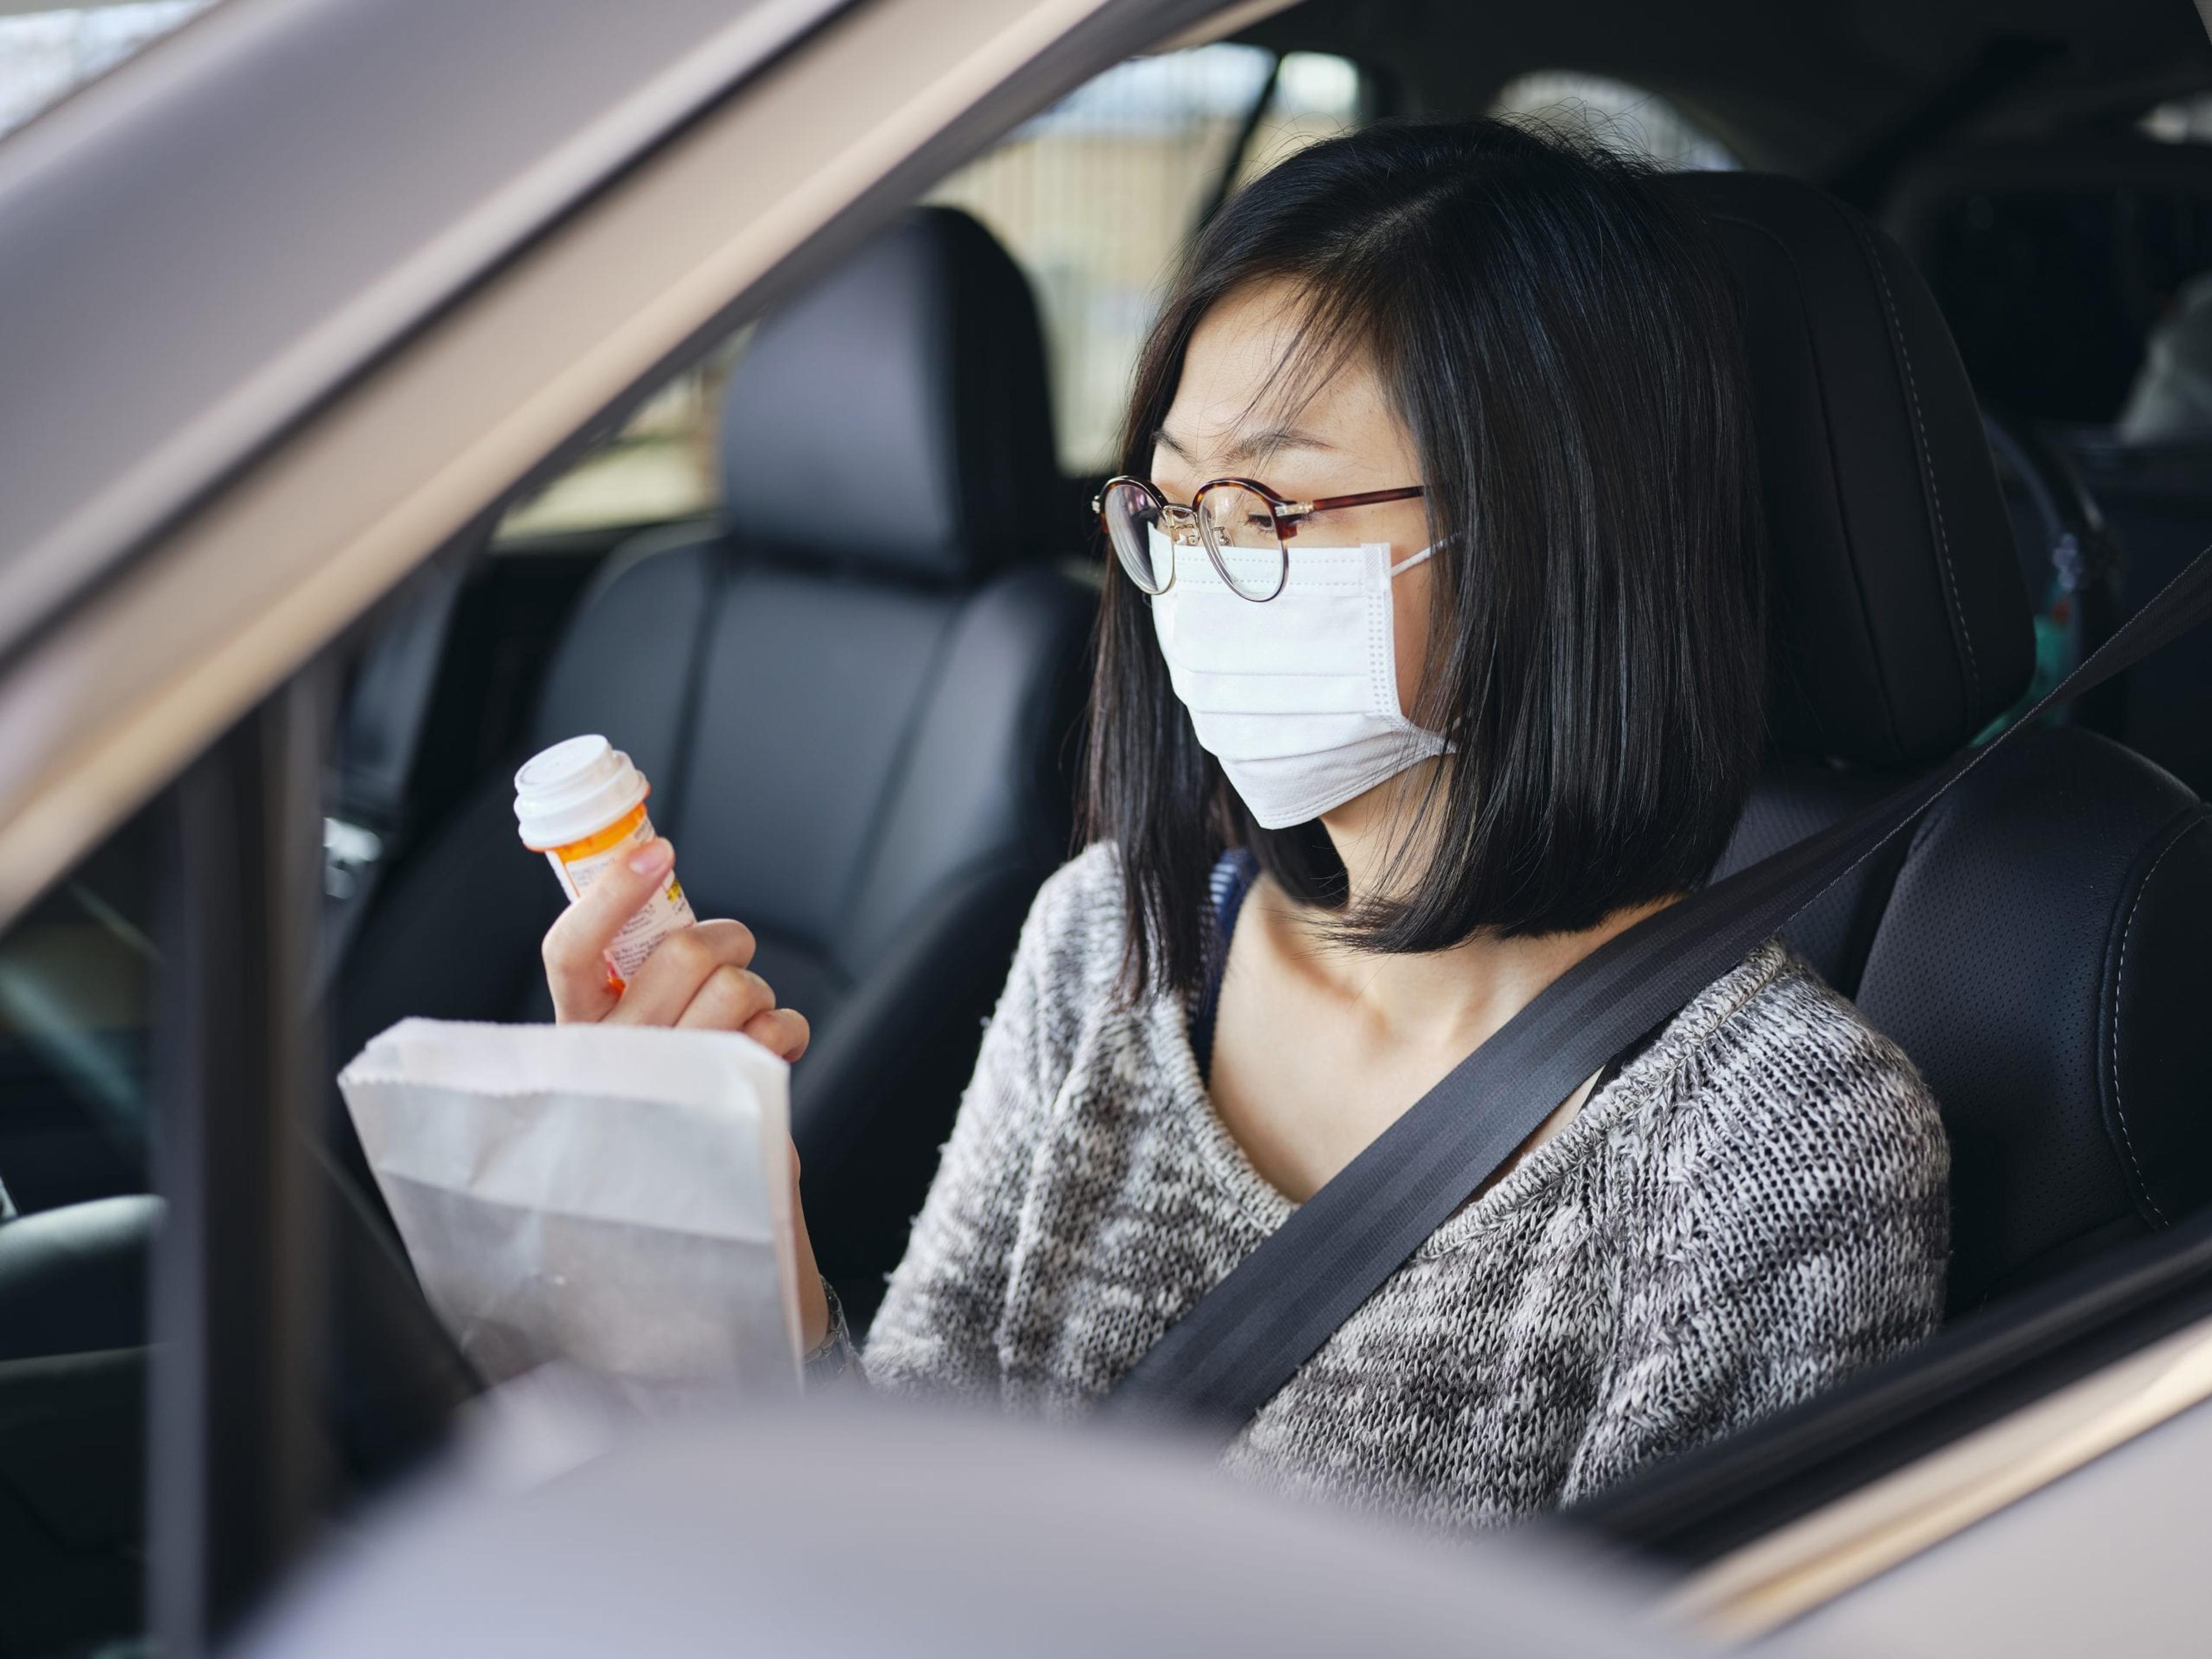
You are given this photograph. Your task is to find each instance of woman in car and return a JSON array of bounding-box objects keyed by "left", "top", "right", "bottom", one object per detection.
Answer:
[{"left": 542, "top": 118, "right": 1949, "bottom": 1529}]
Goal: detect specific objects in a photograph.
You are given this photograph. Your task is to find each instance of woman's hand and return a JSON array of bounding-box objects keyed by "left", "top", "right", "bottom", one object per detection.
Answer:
[
  {"left": 542, "top": 838, "right": 809, "bottom": 1060},
  {"left": 541, "top": 836, "right": 831, "bottom": 1348}
]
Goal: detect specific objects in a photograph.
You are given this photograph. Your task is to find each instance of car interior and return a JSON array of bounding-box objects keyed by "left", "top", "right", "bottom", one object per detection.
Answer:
[{"left": 6, "top": 0, "right": 2212, "bottom": 1652}]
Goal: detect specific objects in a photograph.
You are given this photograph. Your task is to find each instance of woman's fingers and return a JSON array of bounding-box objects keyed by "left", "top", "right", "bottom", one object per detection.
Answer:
[
  {"left": 740, "top": 1006, "right": 810, "bottom": 1063},
  {"left": 542, "top": 857, "right": 802, "bottom": 1052},
  {"left": 606, "top": 921, "right": 760, "bottom": 1027},
  {"left": 624, "top": 947, "right": 809, "bottom": 1059},
  {"left": 660, "top": 962, "right": 777, "bottom": 1032},
  {"left": 542, "top": 838, "right": 679, "bottom": 1022}
]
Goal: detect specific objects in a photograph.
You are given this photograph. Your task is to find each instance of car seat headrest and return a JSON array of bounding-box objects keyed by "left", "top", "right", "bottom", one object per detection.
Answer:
[
  {"left": 719, "top": 207, "right": 1060, "bottom": 585},
  {"left": 1676, "top": 172, "right": 2034, "bottom": 768}
]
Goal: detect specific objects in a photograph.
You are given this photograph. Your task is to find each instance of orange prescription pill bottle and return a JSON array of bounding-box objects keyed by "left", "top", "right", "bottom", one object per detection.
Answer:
[{"left": 514, "top": 734, "right": 696, "bottom": 988}]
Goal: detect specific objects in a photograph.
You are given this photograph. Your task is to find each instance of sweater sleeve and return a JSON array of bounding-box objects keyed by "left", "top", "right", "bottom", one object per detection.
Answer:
[
  {"left": 861, "top": 850, "right": 1108, "bottom": 1399},
  {"left": 1560, "top": 980, "right": 1950, "bottom": 1503}
]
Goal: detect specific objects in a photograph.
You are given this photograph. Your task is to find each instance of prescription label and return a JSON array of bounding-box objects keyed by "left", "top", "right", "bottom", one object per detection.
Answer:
[{"left": 546, "top": 806, "right": 696, "bottom": 985}]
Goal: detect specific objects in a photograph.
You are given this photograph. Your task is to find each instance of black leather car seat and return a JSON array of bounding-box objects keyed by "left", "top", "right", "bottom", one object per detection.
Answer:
[
  {"left": 1683, "top": 172, "right": 2212, "bottom": 1315},
  {"left": 339, "top": 207, "right": 1094, "bottom": 1324}
]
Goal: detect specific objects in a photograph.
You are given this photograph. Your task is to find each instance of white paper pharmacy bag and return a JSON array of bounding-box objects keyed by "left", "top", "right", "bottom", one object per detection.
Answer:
[{"left": 338, "top": 1019, "right": 802, "bottom": 1400}]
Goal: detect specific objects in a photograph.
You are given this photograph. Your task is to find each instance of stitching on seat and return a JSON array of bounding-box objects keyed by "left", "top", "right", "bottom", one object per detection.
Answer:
[
  {"left": 2109, "top": 828, "right": 2193, "bottom": 1228},
  {"left": 1858, "top": 219, "right": 1982, "bottom": 717}
]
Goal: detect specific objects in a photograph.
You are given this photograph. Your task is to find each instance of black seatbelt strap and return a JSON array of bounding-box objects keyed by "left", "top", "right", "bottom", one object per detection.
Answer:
[{"left": 1110, "top": 540, "right": 2212, "bottom": 1435}]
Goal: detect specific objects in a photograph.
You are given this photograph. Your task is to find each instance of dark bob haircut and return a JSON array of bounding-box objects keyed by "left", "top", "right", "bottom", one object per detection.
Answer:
[{"left": 1082, "top": 118, "right": 1769, "bottom": 1000}]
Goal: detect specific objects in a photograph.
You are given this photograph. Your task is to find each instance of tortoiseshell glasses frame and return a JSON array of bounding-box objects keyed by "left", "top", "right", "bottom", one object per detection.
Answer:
[{"left": 1092, "top": 475, "right": 1426, "bottom": 601}]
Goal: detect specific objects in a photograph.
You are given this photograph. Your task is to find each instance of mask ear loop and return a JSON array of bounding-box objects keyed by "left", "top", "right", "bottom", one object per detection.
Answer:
[
  {"left": 1380, "top": 540, "right": 1459, "bottom": 759},
  {"left": 1389, "top": 531, "right": 1456, "bottom": 578}
]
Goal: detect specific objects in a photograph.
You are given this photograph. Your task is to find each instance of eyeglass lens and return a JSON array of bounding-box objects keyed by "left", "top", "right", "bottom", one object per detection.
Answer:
[
  {"left": 1101, "top": 480, "right": 1173, "bottom": 593},
  {"left": 1196, "top": 484, "right": 1287, "bottom": 601}
]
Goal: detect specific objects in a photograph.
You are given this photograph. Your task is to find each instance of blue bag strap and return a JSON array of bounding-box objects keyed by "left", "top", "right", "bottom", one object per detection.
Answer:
[{"left": 1190, "top": 849, "right": 1259, "bottom": 1085}]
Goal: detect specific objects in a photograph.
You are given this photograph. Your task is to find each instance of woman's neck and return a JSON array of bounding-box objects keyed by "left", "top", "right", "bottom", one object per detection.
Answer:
[{"left": 1288, "top": 767, "right": 1678, "bottom": 1058}]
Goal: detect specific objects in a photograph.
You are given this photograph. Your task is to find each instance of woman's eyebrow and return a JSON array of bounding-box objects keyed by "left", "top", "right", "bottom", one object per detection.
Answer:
[
  {"left": 1150, "top": 423, "right": 1335, "bottom": 469},
  {"left": 1229, "top": 425, "right": 1335, "bottom": 465}
]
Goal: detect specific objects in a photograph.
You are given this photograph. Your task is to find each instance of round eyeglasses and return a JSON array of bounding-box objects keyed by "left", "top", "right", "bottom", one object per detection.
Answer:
[{"left": 1093, "top": 476, "right": 1426, "bottom": 603}]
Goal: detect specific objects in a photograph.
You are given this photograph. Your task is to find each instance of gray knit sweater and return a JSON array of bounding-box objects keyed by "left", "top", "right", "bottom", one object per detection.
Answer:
[{"left": 863, "top": 846, "right": 1949, "bottom": 1530}]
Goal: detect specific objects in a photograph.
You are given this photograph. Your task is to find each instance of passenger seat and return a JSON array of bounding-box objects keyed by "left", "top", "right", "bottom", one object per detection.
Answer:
[{"left": 339, "top": 209, "right": 1094, "bottom": 1325}]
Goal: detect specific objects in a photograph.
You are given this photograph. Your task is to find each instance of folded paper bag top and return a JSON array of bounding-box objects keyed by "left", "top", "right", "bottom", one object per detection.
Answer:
[{"left": 339, "top": 1019, "right": 802, "bottom": 1396}]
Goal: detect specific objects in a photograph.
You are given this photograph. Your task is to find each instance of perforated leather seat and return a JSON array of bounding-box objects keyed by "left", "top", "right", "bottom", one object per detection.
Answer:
[
  {"left": 339, "top": 208, "right": 1093, "bottom": 1323},
  {"left": 1684, "top": 172, "right": 2212, "bottom": 1314}
]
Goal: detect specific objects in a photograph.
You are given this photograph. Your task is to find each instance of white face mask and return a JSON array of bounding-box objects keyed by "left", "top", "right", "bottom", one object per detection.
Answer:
[{"left": 1147, "top": 524, "right": 1449, "bottom": 830}]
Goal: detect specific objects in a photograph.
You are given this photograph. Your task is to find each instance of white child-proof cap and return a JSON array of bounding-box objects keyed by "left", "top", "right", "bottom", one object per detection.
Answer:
[{"left": 513, "top": 734, "right": 650, "bottom": 850}]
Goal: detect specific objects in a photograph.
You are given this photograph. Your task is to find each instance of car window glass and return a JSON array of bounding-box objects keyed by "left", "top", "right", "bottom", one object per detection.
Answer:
[
  {"left": 0, "top": 0, "right": 220, "bottom": 140},
  {"left": 930, "top": 44, "right": 1369, "bottom": 472},
  {"left": 0, "top": 802, "right": 162, "bottom": 1656},
  {"left": 1490, "top": 71, "right": 1738, "bottom": 172}
]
